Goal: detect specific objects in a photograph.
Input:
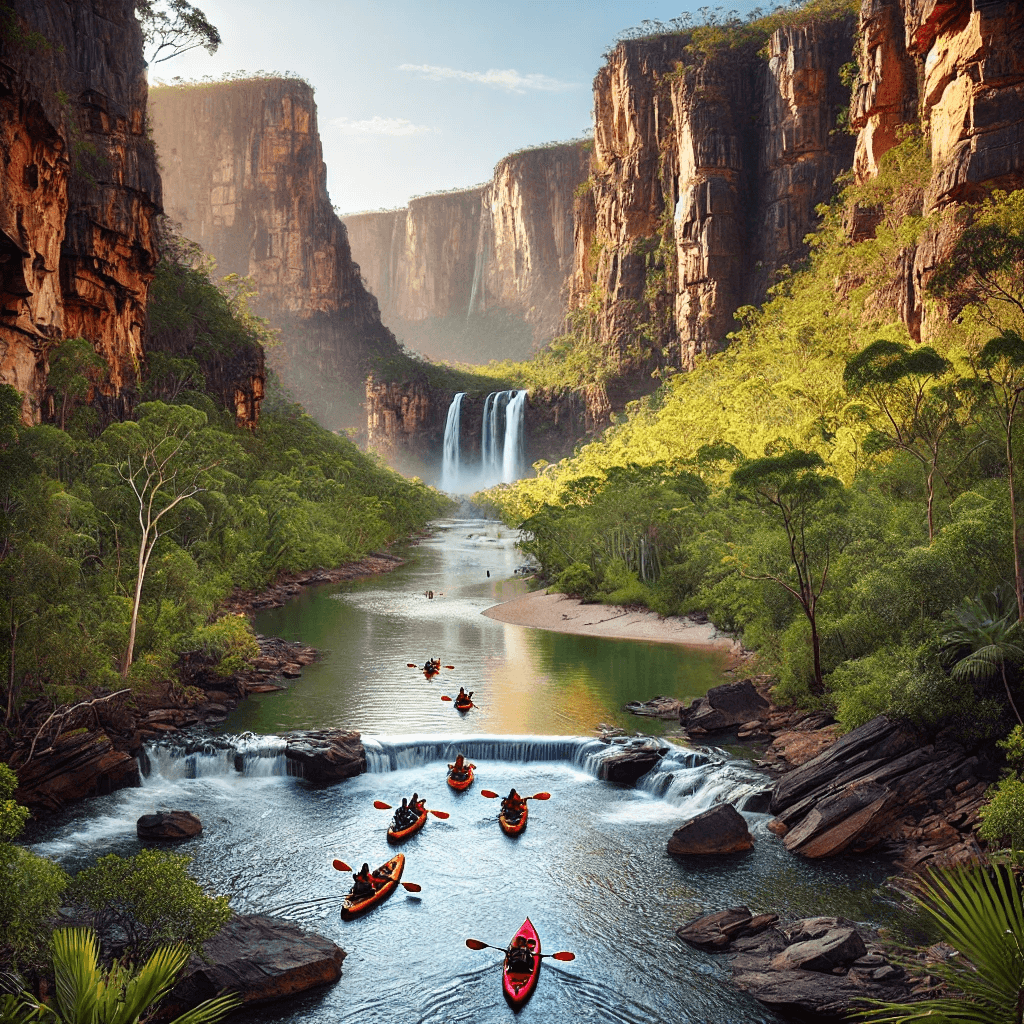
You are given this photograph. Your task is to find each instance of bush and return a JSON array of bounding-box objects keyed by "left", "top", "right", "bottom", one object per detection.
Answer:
[
  {"left": 978, "top": 775, "right": 1024, "bottom": 848},
  {"left": 553, "top": 561, "right": 598, "bottom": 601},
  {"left": 66, "top": 849, "right": 231, "bottom": 962},
  {"left": 188, "top": 614, "right": 259, "bottom": 677}
]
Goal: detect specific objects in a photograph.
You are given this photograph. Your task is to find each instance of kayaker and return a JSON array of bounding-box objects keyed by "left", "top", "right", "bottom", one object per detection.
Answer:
[
  {"left": 502, "top": 788, "right": 526, "bottom": 822},
  {"left": 370, "top": 863, "right": 391, "bottom": 886},
  {"left": 351, "top": 863, "right": 375, "bottom": 899},
  {"left": 393, "top": 797, "right": 412, "bottom": 830},
  {"left": 506, "top": 935, "right": 534, "bottom": 974},
  {"left": 449, "top": 753, "right": 468, "bottom": 779}
]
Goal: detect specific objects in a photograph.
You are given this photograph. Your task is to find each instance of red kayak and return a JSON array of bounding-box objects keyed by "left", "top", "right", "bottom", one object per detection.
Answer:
[
  {"left": 503, "top": 917, "right": 541, "bottom": 1008},
  {"left": 499, "top": 804, "right": 527, "bottom": 836},
  {"left": 388, "top": 805, "right": 427, "bottom": 843},
  {"left": 447, "top": 765, "right": 475, "bottom": 791},
  {"left": 454, "top": 698, "right": 473, "bottom": 712},
  {"left": 340, "top": 854, "right": 404, "bottom": 919}
]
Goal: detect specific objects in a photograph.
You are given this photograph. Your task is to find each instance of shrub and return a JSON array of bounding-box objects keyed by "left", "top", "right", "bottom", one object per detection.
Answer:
[
  {"left": 188, "top": 614, "right": 259, "bottom": 678},
  {"left": 553, "top": 561, "right": 598, "bottom": 601}
]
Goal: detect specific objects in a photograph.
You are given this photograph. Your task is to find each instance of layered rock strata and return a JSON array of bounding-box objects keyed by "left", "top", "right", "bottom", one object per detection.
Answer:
[
  {"left": 0, "top": 0, "right": 161, "bottom": 422},
  {"left": 345, "top": 142, "right": 588, "bottom": 363},
  {"left": 149, "top": 80, "right": 405, "bottom": 429}
]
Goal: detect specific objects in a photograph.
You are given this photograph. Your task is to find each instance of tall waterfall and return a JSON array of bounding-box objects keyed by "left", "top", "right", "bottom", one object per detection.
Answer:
[
  {"left": 467, "top": 213, "right": 488, "bottom": 319},
  {"left": 440, "top": 392, "right": 466, "bottom": 492},
  {"left": 502, "top": 389, "right": 528, "bottom": 483}
]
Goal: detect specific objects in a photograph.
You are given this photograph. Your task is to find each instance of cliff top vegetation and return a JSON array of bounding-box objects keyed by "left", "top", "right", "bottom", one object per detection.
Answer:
[{"left": 150, "top": 69, "right": 310, "bottom": 91}]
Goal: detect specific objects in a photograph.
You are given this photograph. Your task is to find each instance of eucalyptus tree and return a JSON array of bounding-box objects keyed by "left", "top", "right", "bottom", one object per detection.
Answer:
[
  {"left": 729, "top": 449, "right": 849, "bottom": 694},
  {"left": 843, "top": 339, "right": 981, "bottom": 543},
  {"left": 135, "top": 0, "right": 220, "bottom": 65}
]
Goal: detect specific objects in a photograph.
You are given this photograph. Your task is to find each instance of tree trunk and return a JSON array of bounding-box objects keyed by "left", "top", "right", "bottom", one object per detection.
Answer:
[
  {"left": 123, "top": 532, "right": 151, "bottom": 678},
  {"left": 926, "top": 465, "right": 936, "bottom": 544},
  {"left": 1001, "top": 660, "right": 1023, "bottom": 726}
]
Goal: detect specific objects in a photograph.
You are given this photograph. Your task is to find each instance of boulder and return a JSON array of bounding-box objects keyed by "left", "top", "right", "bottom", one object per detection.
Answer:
[
  {"left": 667, "top": 803, "right": 753, "bottom": 856},
  {"left": 676, "top": 907, "right": 779, "bottom": 950},
  {"left": 624, "top": 696, "right": 686, "bottom": 719},
  {"left": 13, "top": 731, "right": 140, "bottom": 810},
  {"left": 599, "top": 748, "right": 663, "bottom": 784},
  {"left": 284, "top": 730, "right": 366, "bottom": 784},
  {"left": 163, "top": 915, "right": 344, "bottom": 1014},
  {"left": 731, "top": 967, "right": 910, "bottom": 1018},
  {"left": 770, "top": 926, "right": 867, "bottom": 972},
  {"left": 137, "top": 811, "right": 202, "bottom": 841},
  {"left": 681, "top": 680, "right": 769, "bottom": 733}
]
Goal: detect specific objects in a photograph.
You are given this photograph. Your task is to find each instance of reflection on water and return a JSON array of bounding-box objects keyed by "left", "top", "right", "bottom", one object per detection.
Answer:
[{"left": 223, "top": 519, "right": 729, "bottom": 736}]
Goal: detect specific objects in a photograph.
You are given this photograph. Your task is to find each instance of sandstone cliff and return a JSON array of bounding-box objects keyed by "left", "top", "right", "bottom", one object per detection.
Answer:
[
  {"left": 574, "top": 17, "right": 857, "bottom": 379},
  {"left": 851, "top": 0, "right": 1024, "bottom": 343},
  {"left": 0, "top": 0, "right": 160, "bottom": 423},
  {"left": 149, "top": 79, "right": 406, "bottom": 430},
  {"left": 345, "top": 141, "right": 589, "bottom": 364}
]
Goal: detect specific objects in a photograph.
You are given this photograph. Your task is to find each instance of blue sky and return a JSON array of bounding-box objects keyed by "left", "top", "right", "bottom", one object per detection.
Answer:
[{"left": 155, "top": 0, "right": 767, "bottom": 213}]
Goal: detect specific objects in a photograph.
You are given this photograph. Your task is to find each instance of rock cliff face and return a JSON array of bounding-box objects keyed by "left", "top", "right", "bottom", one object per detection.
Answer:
[
  {"left": 574, "top": 19, "right": 857, "bottom": 376},
  {"left": 850, "top": 0, "right": 1024, "bottom": 343},
  {"left": 0, "top": 0, "right": 161, "bottom": 422},
  {"left": 345, "top": 142, "right": 588, "bottom": 364},
  {"left": 149, "top": 79, "right": 405, "bottom": 429}
]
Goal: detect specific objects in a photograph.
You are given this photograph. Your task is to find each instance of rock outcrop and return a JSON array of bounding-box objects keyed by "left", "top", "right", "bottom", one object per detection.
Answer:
[
  {"left": 667, "top": 803, "right": 754, "bottom": 855},
  {"left": 680, "top": 679, "right": 770, "bottom": 734},
  {"left": 284, "top": 729, "right": 366, "bottom": 783},
  {"left": 345, "top": 142, "right": 588, "bottom": 363},
  {"left": 678, "top": 909, "right": 913, "bottom": 1019},
  {"left": 165, "top": 914, "right": 345, "bottom": 1014},
  {"left": 149, "top": 79, "right": 407, "bottom": 430},
  {"left": 0, "top": 0, "right": 161, "bottom": 423},
  {"left": 137, "top": 810, "right": 202, "bottom": 841}
]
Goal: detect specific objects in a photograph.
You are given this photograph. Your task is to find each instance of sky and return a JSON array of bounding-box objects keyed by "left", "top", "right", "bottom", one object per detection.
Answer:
[{"left": 154, "top": 0, "right": 768, "bottom": 214}]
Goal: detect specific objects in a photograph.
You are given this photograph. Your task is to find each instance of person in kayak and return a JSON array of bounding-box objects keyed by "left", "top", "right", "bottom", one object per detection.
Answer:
[
  {"left": 506, "top": 934, "right": 534, "bottom": 974},
  {"left": 392, "top": 797, "right": 413, "bottom": 831},
  {"left": 449, "top": 753, "right": 469, "bottom": 779},
  {"left": 501, "top": 788, "right": 526, "bottom": 822},
  {"left": 351, "top": 863, "right": 376, "bottom": 899}
]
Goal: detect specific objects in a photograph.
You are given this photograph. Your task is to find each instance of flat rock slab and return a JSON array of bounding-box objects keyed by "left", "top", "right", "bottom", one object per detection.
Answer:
[
  {"left": 284, "top": 730, "right": 366, "bottom": 784},
  {"left": 599, "top": 748, "right": 664, "bottom": 784},
  {"left": 624, "top": 696, "right": 686, "bottom": 719},
  {"left": 668, "top": 803, "right": 753, "bottom": 855},
  {"left": 770, "top": 926, "right": 867, "bottom": 972},
  {"left": 165, "top": 914, "right": 345, "bottom": 1013},
  {"left": 137, "top": 810, "right": 202, "bottom": 841},
  {"left": 682, "top": 680, "right": 769, "bottom": 733}
]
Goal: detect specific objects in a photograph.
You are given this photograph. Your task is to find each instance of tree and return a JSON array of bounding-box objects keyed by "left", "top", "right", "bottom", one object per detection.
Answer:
[
  {"left": 96, "top": 403, "right": 226, "bottom": 678},
  {"left": 1, "top": 927, "right": 238, "bottom": 1024},
  {"left": 46, "top": 338, "right": 107, "bottom": 432},
  {"left": 856, "top": 864, "right": 1024, "bottom": 1023},
  {"left": 729, "top": 450, "right": 848, "bottom": 694},
  {"left": 939, "top": 589, "right": 1024, "bottom": 726},
  {"left": 844, "top": 339, "right": 981, "bottom": 543},
  {"left": 135, "top": 0, "right": 220, "bottom": 65}
]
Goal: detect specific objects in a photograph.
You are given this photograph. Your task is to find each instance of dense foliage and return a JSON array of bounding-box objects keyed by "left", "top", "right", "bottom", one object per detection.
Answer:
[
  {"left": 0, "top": 248, "right": 450, "bottom": 737},
  {"left": 485, "top": 141, "right": 1024, "bottom": 751}
]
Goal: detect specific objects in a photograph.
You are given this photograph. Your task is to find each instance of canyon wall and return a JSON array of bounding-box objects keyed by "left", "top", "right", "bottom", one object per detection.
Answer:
[
  {"left": 573, "top": 17, "right": 857, "bottom": 380},
  {"left": 345, "top": 142, "right": 589, "bottom": 364},
  {"left": 0, "top": 0, "right": 161, "bottom": 423},
  {"left": 149, "top": 79, "right": 407, "bottom": 430},
  {"left": 851, "top": 0, "right": 1024, "bottom": 342}
]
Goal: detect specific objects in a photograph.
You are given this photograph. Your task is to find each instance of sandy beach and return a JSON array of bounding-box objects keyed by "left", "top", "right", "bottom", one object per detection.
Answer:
[{"left": 482, "top": 588, "right": 743, "bottom": 655}]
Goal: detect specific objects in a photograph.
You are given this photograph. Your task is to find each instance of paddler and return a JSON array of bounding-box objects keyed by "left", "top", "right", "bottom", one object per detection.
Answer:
[
  {"left": 449, "top": 753, "right": 469, "bottom": 779},
  {"left": 506, "top": 934, "right": 534, "bottom": 974},
  {"left": 351, "top": 863, "right": 376, "bottom": 899},
  {"left": 456, "top": 687, "right": 470, "bottom": 704},
  {"left": 393, "top": 797, "right": 412, "bottom": 830},
  {"left": 501, "top": 788, "right": 526, "bottom": 822}
]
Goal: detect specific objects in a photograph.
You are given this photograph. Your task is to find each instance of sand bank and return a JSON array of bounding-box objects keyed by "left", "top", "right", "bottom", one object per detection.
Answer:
[{"left": 482, "top": 589, "right": 741, "bottom": 654}]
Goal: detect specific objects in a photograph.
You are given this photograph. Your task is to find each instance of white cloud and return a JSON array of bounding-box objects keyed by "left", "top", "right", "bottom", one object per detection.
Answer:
[
  {"left": 398, "top": 64, "right": 579, "bottom": 94},
  {"left": 332, "top": 116, "right": 434, "bottom": 136}
]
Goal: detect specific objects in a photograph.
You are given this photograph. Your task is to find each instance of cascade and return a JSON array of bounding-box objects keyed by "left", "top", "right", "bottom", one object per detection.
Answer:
[
  {"left": 481, "top": 390, "right": 510, "bottom": 486},
  {"left": 481, "top": 392, "right": 495, "bottom": 476},
  {"left": 467, "top": 212, "right": 488, "bottom": 319},
  {"left": 440, "top": 392, "right": 466, "bottom": 492},
  {"left": 501, "top": 389, "right": 528, "bottom": 482}
]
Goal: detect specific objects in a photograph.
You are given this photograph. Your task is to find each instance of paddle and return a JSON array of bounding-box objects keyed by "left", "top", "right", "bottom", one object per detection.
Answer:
[
  {"left": 373, "top": 800, "right": 451, "bottom": 819},
  {"left": 480, "top": 790, "right": 550, "bottom": 801},
  {"left": 331, "top": 859, "right": 422, "bottom": 892},
  {"left": 465, "top": 939, "right": 575, "bottom": 961},
  {"left": 441, "top": 695, "right": 479, "bottom": 707}
]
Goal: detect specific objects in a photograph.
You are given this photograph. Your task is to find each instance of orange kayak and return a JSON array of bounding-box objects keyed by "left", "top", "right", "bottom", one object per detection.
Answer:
[
  {"left": 340, "top": 854, "right": 404, "bottom": 919},
  {"left": 499, "top": 804, "right": 528, "bottom": 836},
  {"left": 503, "top": 917, "right": 541, "bottom": 1007},
  {"left": 447, "top": 765, "right": 474, "bottom": 791},
  {"left": 388, "top": 806, "right": 427, "bottom": 843},
  {"left": 454, "top": 699, "right": 473, "bottom": 712}
]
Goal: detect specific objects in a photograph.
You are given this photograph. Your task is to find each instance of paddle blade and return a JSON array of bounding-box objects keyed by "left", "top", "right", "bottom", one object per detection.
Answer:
[
  {"left": 441, "top": 695, "right": 453, "bottom": 701},
  {"left": 551, "top": 951, "right": 575, "bottom": 961},
  {"left": 401, "top": 882, "right": 422, "bottom": 893},
  {"left": 465, "top": 939, "right": 489, "bottom": 950},
  {"left": 444, "top": 665, "right": 455, "bottom": 670},
  {"left": 531, "top": 792, "right": 551, "bottom": 800},
  {"left": 480, "top": 790, "right": 499, "bottom": 799},
  {"left": 407, "top": 663, "right": 417, "bottom": 668},
  {"left": 429, "top": 810, "right": 450, "bottom": 819},
  {"left": 332, "top": 859, "right": 352, "bottom": 872},
  {"left": 373, "top": 800, "right": 392, "bottom": 810}
]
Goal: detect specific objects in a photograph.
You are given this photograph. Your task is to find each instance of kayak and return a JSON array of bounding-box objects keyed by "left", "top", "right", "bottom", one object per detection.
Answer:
[
  {"left": 499, "top": 804, "right": 527, "bottom": 836},
  {"left": 502, "top": 917, "right": 541, "bottom": 1008},
  {"left": 447, "top": 765, "right": 474, "bottom": 791},
  {"left": 454, "top": 699, "right": 473, "bottom": 712},
  {"left": 388, "top": 805, "right": 428, "bottom": 843},
  {"left": 340, "top": 854, "right": 404, "bottom": 920}
]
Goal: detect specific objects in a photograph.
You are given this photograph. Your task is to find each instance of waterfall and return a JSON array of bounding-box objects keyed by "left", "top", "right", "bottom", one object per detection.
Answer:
[
  {"left": 481, "top": 392, "right": 495, "bottom": 478},
  {"left": 481, "top": 391, "right": 508, "bottom": 486},
  {"left": 467, "top": 209, "right": 488, "bottom": 319},
  {"left": 502, "top": 389, "right": 528, "bottom": 483},
  {"left": 440, "top": 392, "right": 466, "bottom": 492}
]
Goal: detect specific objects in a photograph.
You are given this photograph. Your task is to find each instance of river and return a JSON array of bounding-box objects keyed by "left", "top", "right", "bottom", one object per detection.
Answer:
[{"left": 27, "top": 519, "right": 899, "bottom": 1024}]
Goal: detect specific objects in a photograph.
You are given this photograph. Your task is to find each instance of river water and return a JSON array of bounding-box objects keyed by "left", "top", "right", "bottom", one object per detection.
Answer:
[{"left": 27, "top": 519, "right": 898, "bottom": 1024}]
